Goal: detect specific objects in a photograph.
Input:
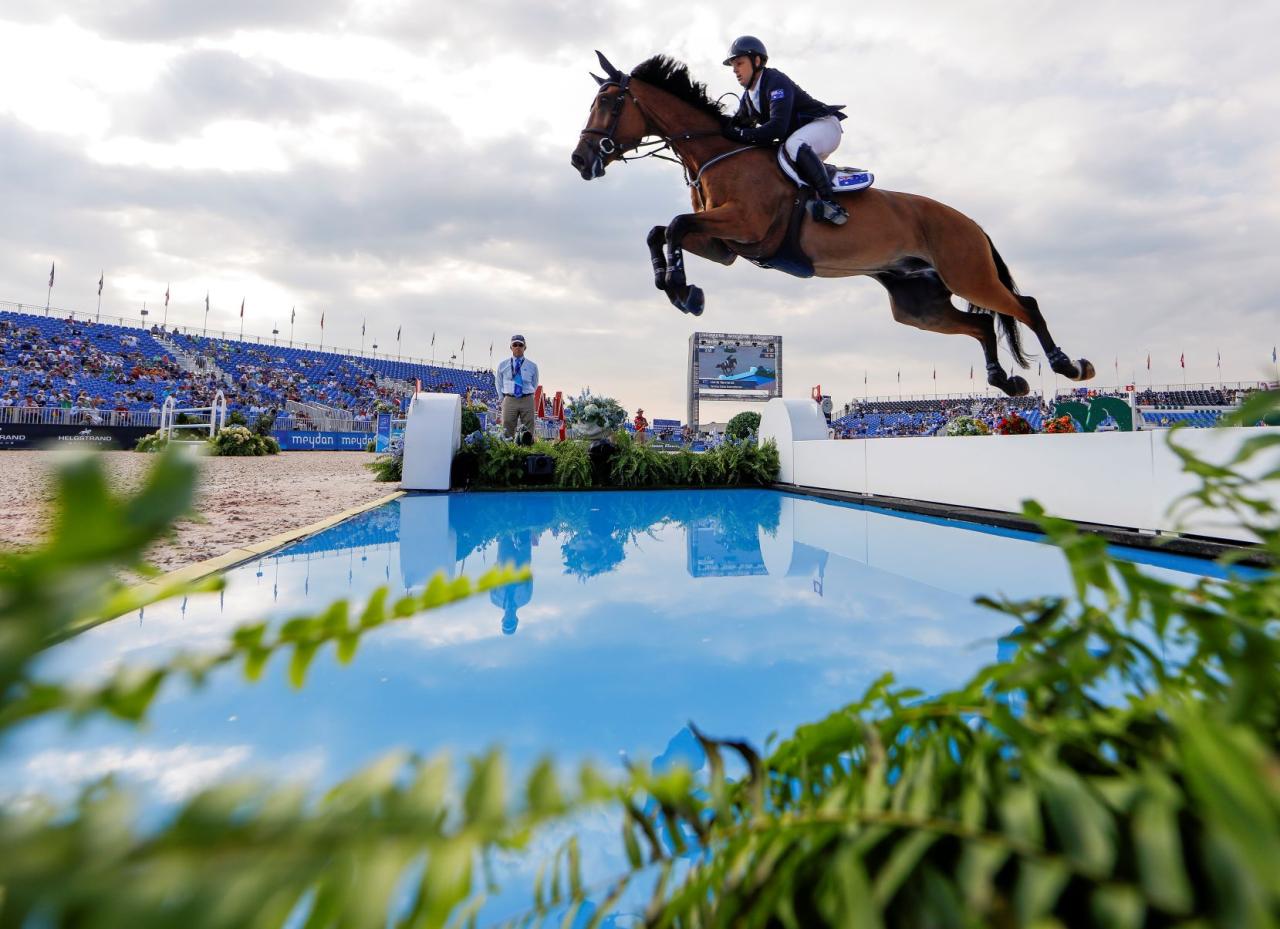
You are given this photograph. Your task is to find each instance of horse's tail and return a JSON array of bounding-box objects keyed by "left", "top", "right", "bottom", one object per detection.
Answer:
[{"left": 968, "top": 233, "right": 1030, "bottom": 369}]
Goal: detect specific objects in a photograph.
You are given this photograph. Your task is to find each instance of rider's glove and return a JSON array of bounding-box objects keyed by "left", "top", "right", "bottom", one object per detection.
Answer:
[{"left": 724, "top": 124, "right": 749, "bottom": 143}]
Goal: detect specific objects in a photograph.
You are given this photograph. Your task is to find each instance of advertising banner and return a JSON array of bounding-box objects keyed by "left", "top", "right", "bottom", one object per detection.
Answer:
[
  {"left": 375, "top": 414, "right": 393, "bottom": 452},
  {"left": 272, "top": 430, "right": 372, "bottom": 451},
  {"left": 0, "top": 422, "right": 153, "bottom": 450}
]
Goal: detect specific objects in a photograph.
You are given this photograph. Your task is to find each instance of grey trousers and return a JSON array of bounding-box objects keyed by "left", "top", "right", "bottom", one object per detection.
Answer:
[{"left": 500, "top": 394, "right": 537, "bottom": 438}]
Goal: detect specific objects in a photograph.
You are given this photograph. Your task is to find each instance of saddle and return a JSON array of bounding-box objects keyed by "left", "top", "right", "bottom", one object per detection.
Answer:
[{"left": 744, "top": 153, "right": 875, "bottom": 279}]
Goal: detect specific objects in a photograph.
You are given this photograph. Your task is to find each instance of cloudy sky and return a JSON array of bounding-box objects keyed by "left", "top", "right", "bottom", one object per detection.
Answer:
[{"left": 2, "top": 0, "right": 1277, "bottom": 417}]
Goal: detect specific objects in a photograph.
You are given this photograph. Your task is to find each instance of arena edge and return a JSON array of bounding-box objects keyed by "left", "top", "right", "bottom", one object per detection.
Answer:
[{"left": 761, "top": 397, "right": 1280, "bottom": 552}]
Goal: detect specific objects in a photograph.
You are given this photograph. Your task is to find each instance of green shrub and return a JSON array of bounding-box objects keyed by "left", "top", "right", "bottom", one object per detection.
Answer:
[
  {"left": 365, "top": 438, "right": 376, "bottom": 452},
  {"left": 367, "top": 441, "right": 403, "bottom": 482},
  {"left": 208, "top": 424, "right": 279, "bottom": 456},
  {"left": 252, "top": 412, "right": 276, "bottom": 437},
  {"left": 134, "top": 429, "right": 169, "bottom": 453},
  {"left": 725, "top": 410, "right": 761, "bottom": 441},
  {"left": 944, "top": 415, "right": 990, "bottom": 436},
  {"left": 460, "top": 409, "right": 481, "bottom": 437},
  {"left": 226, "top": 409, "right": 248, "bottom": 426},
  {"left": 608, "top": 429, "right": 670, "bottom": 487},
  {"left": 552, "top": 438, "right": 592, "bottom": 488}
]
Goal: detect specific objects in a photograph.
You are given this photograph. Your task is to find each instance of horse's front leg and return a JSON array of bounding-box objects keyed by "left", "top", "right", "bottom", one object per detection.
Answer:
[
  {"left": 662, "top": 209, "right": 741, "bottom": 316},
  {"left": 645, "top": 225, "right": 668, "bottom": 291}
]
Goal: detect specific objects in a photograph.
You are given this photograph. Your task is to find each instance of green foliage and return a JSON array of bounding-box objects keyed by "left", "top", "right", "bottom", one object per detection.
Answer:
[
  {"left": 226, "top": 409, "right": 248, "bottom": 426},
  {"left": 725, "top": 410, "right": 761, "bottom": 441},
  {"left": 4, "top": 393, "right": 1279, "bottom": 928},
  {"left": 367, "top": 441, "right": 403, "bottom": 482},
  {"left": 456, "top": 435, "right": 780, "bottom": 490},
  {"left": 208, "top": 424, "right": 280, "bottom": 456},
  {"left": 134, "top": 429, "right": 169, "bottom": 453},
  {"left": 252, "top": 412, "right": 276, "bottom": 437},
  {"left": 564, "top": 389, "right": 627, "bottom": 433},
  {"left": 460, "top": 408, "right": 481, "bottom": 437}
]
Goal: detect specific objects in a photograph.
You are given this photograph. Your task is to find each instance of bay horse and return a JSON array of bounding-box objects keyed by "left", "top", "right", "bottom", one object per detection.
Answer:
[{"left": 570, "top": 53, "right": 1095, "bottom": 396}]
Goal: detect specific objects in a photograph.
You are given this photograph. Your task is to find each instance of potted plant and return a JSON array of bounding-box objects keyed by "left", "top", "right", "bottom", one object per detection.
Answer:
[
  {"left": 564, "top": 390, "right": 626, "bottom": 439},
  {"left": 995, "top": 412, "right": 1033, "bottom": 435},
  {"left": 944, "top": 416, "right": 990, "bottom": 437}
]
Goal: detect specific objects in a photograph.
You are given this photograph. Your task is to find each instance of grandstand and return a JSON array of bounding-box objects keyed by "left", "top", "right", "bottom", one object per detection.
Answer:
[
  {"left": 833, "top": 384, "right": 1269, "bottom": 437},
  {"left": 0, "top": 305, "right": 497, "bottom": 432}
]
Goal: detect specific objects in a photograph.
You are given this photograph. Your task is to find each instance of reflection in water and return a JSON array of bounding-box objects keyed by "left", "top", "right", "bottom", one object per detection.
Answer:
[
  {"left": 490, "top": 531, "right": 534, "bottom": 634},
  {"left": 4, "top": 489, "right": 1231, "bottom": 925}
]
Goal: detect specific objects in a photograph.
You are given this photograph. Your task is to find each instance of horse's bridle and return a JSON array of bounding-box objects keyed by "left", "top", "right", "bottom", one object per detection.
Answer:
[{"left": 581, "top": 75, "right": 735, "bottom": 181}]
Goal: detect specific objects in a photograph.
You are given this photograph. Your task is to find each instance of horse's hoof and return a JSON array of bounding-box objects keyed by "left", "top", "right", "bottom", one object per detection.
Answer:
[
  {"left": 1005, "top": 375, "right": 1030, "bottom": 397},
  {"left": 1076, "top": 359, "right": 1095, "bottom": 381},
  {"left": 685, "top": 286, "right": 705, "bottom": 317},
  {"left": 653, "top": 274, "right": 667, "bottom": 292}
]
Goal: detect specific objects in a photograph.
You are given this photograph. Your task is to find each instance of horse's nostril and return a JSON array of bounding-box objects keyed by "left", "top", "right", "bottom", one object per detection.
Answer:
[{"left": 571, "top": 153, "right": 584, "bottom": 169}]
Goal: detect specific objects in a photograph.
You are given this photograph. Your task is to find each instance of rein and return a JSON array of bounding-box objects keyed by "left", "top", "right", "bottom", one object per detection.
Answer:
[{"left": 584, "top": 76, "right": 755, "bottom": 195}]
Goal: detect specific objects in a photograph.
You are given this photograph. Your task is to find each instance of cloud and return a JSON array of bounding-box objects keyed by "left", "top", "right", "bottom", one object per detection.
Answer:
[{"left": 1, "top": 0, "right": 1278, "bottom": 414}]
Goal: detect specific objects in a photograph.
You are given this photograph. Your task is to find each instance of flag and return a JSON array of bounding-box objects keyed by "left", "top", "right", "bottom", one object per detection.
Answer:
[
  {"left": 48, "top": 262, "right": 55, "bottom": 288},
  {"left": 239, "top": 298, "right": 244, "bottom": 318},
  {"left": 164, "top": 285, "right": 169, "bottom": 307},
  {"left": 1037, "top": 361, "right": 1041, "bottom": 375},
  {"left": 864, "top": 370, "right": 868, "bottom": 385},
  {"left": 430, "top": 332, "right": 435, "bottom": 346},
  {"left": 1180, "top": 353, "right": 1185, "bottom": 369},
  {"left": 1146, "top": 353, "right": 1151, "bottom": 371},
  {"left": 361, "top": 319, "right": 366, "bottom": 337},
  {"left": 461, "top": 337, "right": 466, "bottom": 351},
  {"left": 396, "top": 326, "right": 402, "bottom": 342},
  {"left": 1274, "top": 346, "right": 1277, "bottom": 364},
  {"left": 1216, "top": 350, "right": 1221, "bottom": 369},
  {"left": 291, "top": 306, "right": 296, "bottom": 324},
  {"left": 932, "top": 368, "right": 936, "bottom": 380},
  {"left": 205, "top": 292, "right": 209, "bottom": 313},
  {"left": 98, "top": 272, "right": 103, "bottom": 295},
  {"left": 896, "top": 370, "right": 900, "bottom": 383},
  {"left": 320, "top": 312, "right": 325, "bottom": 329},
  {"left": 969, "top": 365, "right": 973, "bottom": 380}
]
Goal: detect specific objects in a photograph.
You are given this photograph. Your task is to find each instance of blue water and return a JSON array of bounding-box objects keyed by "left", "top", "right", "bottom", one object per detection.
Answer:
[{"left": 1, "top": 489, "right": 1228, "bottom": 921}]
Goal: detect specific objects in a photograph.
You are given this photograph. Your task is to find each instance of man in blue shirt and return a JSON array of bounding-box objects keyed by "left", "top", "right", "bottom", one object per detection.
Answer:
[{"left": 495, "top": 334, "right": 539, "bottom": 440}]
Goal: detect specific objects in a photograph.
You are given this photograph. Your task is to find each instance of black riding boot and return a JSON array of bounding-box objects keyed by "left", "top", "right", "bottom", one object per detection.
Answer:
[{"left": 794, "top": 143, "right": 848, "bottom": 226}]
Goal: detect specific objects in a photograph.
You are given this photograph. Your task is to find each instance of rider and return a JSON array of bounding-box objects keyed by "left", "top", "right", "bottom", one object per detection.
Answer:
[{"left": 721, "top": 36, "right": 849, "bottom": 225}]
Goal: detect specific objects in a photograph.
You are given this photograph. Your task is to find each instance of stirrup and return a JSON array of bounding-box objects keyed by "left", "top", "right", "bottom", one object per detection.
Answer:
[{"left": 813, "top": 198, "right": 848, "bottom": 225}]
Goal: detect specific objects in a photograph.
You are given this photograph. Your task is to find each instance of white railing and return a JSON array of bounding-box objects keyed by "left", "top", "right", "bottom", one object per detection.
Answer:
[
  {"left": 272, "top": 417, "right": 376, "bottom": 433},
  {"left": 160, "top": 391, "right": 227, "bottom": 443},
  {"left": 1, "top": 299, "right": 494, "bottom": 373},
  {"left": 0, "top": 406, "right": 161, "bottom": 428}
]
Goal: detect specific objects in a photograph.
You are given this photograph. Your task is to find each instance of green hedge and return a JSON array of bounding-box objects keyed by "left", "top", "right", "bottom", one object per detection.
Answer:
[{"left": 452, "top": 432, "right": 780, "bottom": 490}]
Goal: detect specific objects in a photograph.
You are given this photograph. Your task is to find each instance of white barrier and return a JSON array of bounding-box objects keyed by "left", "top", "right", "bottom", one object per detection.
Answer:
[
  {"left": 401, "top": 392, "right": 460, "bottom": 491},
  {"left": 760, "top": 398, "right": 1280, "bottom": 544}
]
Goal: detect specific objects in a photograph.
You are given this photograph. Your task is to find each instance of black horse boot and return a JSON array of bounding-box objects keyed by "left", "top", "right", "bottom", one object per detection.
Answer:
[{"left": 794, "top": 143, "right": 848, "bottom": 226}]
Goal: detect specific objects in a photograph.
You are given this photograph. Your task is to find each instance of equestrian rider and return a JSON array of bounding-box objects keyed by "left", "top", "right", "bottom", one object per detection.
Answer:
[{"left": 721, "top": 36, "right": 849, "bottom": 225}]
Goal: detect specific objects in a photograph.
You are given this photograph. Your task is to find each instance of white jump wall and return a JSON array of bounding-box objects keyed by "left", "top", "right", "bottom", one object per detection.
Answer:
[{"left": 759, "top": 398, "right": 1280, "bottom": 544}]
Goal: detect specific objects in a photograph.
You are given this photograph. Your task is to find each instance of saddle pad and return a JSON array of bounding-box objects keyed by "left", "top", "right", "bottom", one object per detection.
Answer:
[{"left": 828, "top": 166, "right": 874, "bottom": 191}]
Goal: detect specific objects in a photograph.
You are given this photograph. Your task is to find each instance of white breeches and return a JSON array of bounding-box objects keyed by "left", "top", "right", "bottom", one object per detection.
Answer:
[{"left": 779, "top": 115, "right": 843, "bottom": 185}]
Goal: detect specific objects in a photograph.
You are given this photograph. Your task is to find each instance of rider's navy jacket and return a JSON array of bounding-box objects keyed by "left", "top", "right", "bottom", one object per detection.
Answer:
[{"left": 729, "top": 67, "right": 845, "bottom": 143}]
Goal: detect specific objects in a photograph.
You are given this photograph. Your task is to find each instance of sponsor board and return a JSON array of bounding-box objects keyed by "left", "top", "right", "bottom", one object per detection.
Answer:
[
  {"left": 0, "top": 423, "right": 153, "bottom": 450},
  {"left": 272, "top": 430, "right": 373, "bottom": 451}
]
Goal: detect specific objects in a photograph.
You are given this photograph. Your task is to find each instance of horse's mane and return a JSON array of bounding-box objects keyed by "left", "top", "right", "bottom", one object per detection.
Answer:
[{"left": 630, "top": 55, "right": 726, "bottom": 123}]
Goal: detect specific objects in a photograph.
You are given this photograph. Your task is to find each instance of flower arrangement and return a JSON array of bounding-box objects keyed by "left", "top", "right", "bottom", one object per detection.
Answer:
[
  {"left": 944, "top": 416, "right": 990, "bottom": 437},
  {"left": 1043, "top": 414, "right": 1078, "bottom": 434},
  {"left": 995, "top": 413, "right": 1033, "bottom": 435},
  {"left": 209, "top": 424, "right": 280, "bottom": 456},
  {"left": 564, "top": 389, "right": 626, "bottom": 437}
]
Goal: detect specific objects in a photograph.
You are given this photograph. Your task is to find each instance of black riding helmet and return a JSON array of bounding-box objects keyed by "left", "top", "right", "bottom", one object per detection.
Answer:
[{"left": 723, "top": 35, "right": 768, "bottom": 66}]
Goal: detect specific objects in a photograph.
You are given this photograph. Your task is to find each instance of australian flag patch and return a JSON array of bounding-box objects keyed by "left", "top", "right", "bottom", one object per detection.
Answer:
[{"left": 770, "top": 88, "right": 785, "bottom": 100}]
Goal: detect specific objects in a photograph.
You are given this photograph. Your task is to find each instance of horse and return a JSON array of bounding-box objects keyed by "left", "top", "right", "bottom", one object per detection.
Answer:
[{"left": 569, "top": 52, "right": 1095, "bottom": 397}]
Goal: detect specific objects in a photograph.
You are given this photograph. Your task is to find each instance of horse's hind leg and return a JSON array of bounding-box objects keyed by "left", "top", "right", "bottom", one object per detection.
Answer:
[
  {"left": 930, "top": 234, "right": 1094, "bottom": 381},
  {"left": 875, "top": 267, "right": 1029, "bottom": 396}
]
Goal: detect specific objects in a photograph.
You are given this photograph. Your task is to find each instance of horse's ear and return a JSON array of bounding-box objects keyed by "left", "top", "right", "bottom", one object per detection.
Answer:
[
  {"left": 590, "top": 71, "right": 606, "bottom": 86},
  {"left": 595, "top": 50, "right": 622, "bottom": 80}
]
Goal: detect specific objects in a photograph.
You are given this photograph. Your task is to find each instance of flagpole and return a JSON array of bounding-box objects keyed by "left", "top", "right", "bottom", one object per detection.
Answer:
[
  {"left": 96, "top": 272, "right": 103, "bottom": 322},
  {"left": 290, "top": 308, "right": 295, "bottom": 347},
  {"left": 361, "top": 318, "right": 366, "bottom": 355},
  {"left": 45, "top": 262, "right": 53, "bottom": 316}
]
